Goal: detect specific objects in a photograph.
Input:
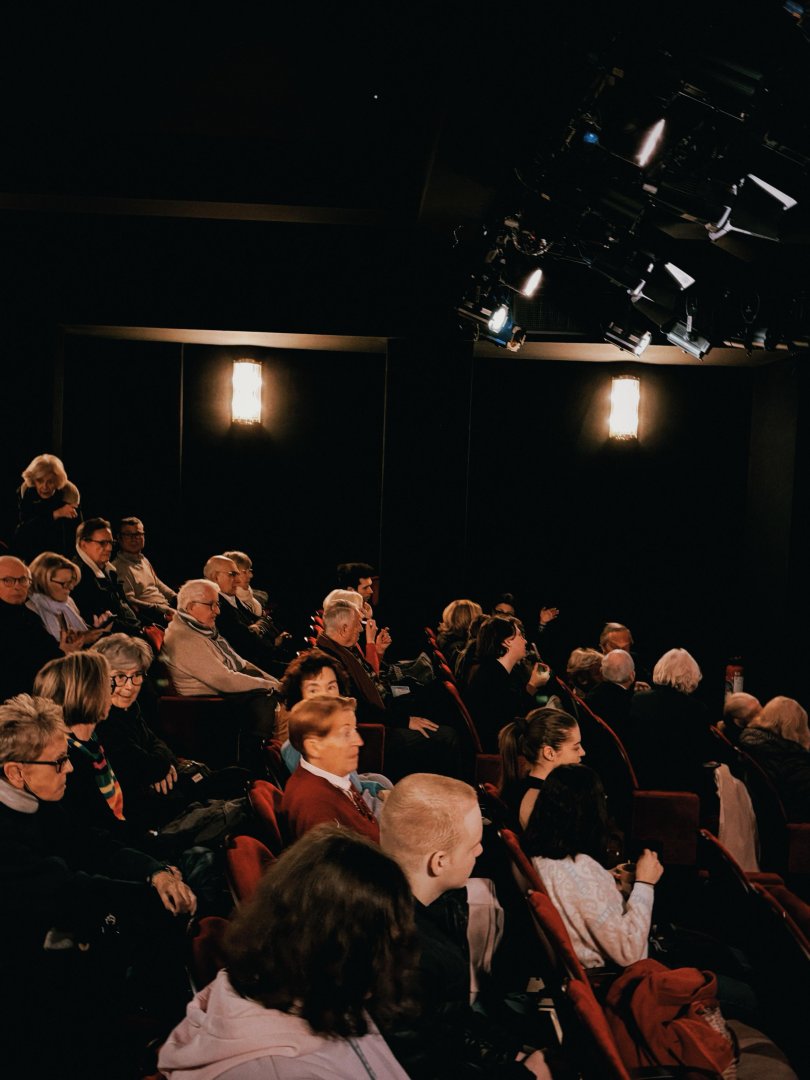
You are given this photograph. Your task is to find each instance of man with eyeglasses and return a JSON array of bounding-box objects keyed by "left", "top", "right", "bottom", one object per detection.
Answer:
[
  {"left": 0, "top": 693, "right": 196, "bottom": 1073},
  {"left": 203, "top": 554, "right": 285, "bottom": 674},
  {"left": 72, "top": 516, "right": 143, "bottom": 635},
  {"left": 111, "top": 515, "right": 177, "bottom": 626},
  {"left": 0, "top": 554, "right": 65, "bottom": 700}
]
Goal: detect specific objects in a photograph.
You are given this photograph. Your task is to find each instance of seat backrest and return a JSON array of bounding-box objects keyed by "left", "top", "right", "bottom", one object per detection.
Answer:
[
  {"left": 187, "top": 916, "right": 230, "bottom": 994},
  {"left": 499, "top": 827, "right": 548, "bottom": 895},
  {"left": 226, "top": 834, "right": 275, "bottom": 905},
  {"left": 248, "top": 779, "right": 286, "bottom": 854},
  {"left": 357, "top": 723, "right": 385, "bottom": 774},
  {"left": 142, "top": 623, "right": 165, "bottom": 654},
  {"left": 630, "top": 789, "right": 700, "bottom": 866},
  {"left": 441, "top": 680, "right": 483, "bottom": 754}
]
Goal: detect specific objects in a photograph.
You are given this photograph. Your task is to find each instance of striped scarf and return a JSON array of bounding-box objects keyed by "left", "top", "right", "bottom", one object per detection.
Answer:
[{"left": 68, "top": 732, "right": 125, "bottom": 820}]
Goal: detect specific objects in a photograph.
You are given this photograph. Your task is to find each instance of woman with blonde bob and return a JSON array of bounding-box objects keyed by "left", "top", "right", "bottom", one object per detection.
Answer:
[
  {"left": 740, "top": 696, "right": 810, "bottom": 822},
  {"left": 437, "top": 599, "right": 483, "bottom": 668},
  {"left": 26, "top": 551, "right": 111, "bottom": 647},
  {"left": 159, "top": 825, "right": 416, "bottom": 1079},
  {"left": 15, "top": 453, "right": 82, "bottom": 561}
]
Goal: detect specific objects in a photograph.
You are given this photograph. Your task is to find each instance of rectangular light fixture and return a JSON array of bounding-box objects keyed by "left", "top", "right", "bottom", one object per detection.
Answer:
[
  {"left": 609, "top": 375, "right": 640, "bottom": 440},
  {"left": 232, "top": 359, "right": 262, "bottom": 424}
]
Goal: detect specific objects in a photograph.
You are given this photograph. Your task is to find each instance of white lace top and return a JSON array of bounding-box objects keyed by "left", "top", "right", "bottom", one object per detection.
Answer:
[{"left": 532, "top": 852, "right": 655, "bottom": 969}]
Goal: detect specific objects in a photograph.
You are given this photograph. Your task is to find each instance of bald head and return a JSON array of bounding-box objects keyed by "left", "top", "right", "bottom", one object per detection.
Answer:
[
  {"left": 601, "top": 649, "right": 635, "bottom": 688},
  {"left": 0, "top": 557, "right": 31, "bottom": 606}
]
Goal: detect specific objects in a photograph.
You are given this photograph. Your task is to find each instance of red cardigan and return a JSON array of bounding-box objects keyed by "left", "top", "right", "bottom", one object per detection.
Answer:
[{"left": 280, "top": 766, "right": 380, "bottom": 844}]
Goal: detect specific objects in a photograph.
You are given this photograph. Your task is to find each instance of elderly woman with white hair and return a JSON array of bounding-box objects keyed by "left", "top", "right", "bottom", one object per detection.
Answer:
[
  {"left": 14, "top": 453, "right": 82, "bottom": 562},
  {"left": 627, "top": 647, "right": 716, "bottom": 791},
  {"left": 740, "top": 696, "right": 810, "bottom": 822}
]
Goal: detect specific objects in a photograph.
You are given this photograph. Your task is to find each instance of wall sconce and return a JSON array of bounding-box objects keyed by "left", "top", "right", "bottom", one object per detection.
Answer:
[
  {"left": 609, "top": 375, "right": 640, "bottom": 440},
  {"left": 232, "top": 360, "right": 262, "bottom": 424}
]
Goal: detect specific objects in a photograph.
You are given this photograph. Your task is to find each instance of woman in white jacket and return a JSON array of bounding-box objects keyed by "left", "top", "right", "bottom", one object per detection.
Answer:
[{"left": 159, "top": 825, "right": 418, "bottom": 1079}]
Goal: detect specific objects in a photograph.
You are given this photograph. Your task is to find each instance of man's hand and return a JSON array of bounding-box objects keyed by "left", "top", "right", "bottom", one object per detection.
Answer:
[
  {"left": 408, "top": 716, "right": 439, "bottom": 739},
  {"left": 150, "top": 869, "right": 197, "bottom": 916},
  {"left": 152, "top": 764, "right": 178, "bottom": 796}
]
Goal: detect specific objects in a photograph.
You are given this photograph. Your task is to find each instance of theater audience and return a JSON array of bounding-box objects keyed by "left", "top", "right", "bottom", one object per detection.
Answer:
[
  {"left": 493, "top": 592, "right": 560, "bottom": 634},
  {"left": 322, "top": 587, "right": 389, "bottom": 668},
  {"left": 721, "top": 692, "right": 762, "bottom": 746},
  {"left": 281, "top": 695, "right": 380, "bottom": 842},
  {"left": 222, "top": 549, "right": 265, "bottom": 616},
  {"left": 317, "top": 598, "right": 461, "bottom": 780},
  {"left": 336, "top": 560, "right": 376, "bottom": 602},
  {"left": 159, "top": 825, "right": 416, "bottom": 1080},
  {"left": 524, "top": 765, "right": 662, "bottom": 969},
  {"left": 586, "top": 648, "right": 635, "bottom": 736},
  {"left": 437, "top": 598, "right": 483, "bottom": 670},
  {"left": 380, "top": 773, "right": 551, "bottom": 1079},
  {"left": 0, "top": 554, "right": 65, "bottom": 700},
  {"left": 599, "top": 621, "right": 650, "bottom": 685},
  {"left": 0, "top": 693, "right": 196, "bottom": 1073},
  {"left": 627, "top": 647, "right": 715, "bottom": 791},
  {"left": 72, "top": 517, "right": 143, "bottom": 634},
  {"left": 14, "top": 453, "right": 81, "bottom": 562},
  {"left": 112, "top": 516, "right": 177, "bottom": 625},
  {"left": 26, "top": 550, "right": 111, "bottom": 648},
  {"left": 739, "top": 696, "right": 810, "bottom": 822},
  {"left": 204, "top": 554, "right": 288, "bottom": 672},
  {"left": 498, "top": 707, "right": 585, "bottom": 829},
  {"left": 465, "top": 616, "right": 551, "bottom": 752}
]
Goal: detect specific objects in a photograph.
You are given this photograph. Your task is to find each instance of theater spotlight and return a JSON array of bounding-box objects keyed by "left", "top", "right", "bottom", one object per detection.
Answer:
[
  {"left": 604, "top": 320, "right": 652, "bottom": 356},
  {"left": 609, "top": 376, "right": 640, "bottom": 440},
  {"left": 708, "top": 173, "right": 798, "bottom": 242},
  {"left": 666, "top": 320, "right": 711, "bottom": 359},
  {"left": 232, "top": 359, "right": 263, "bottom": 424},
  {"left": 488, "top": 303, "right": 510, "bottom": 333}
]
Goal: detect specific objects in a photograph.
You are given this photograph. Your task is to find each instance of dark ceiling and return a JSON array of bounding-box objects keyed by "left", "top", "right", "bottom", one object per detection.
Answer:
[{"left": 3, "top": 2, "right": 810, "bottom": 357}]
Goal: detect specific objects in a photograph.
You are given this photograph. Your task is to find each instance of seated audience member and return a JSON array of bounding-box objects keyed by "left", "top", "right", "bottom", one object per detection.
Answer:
[
  {"left": 437, "top": 598, "right": 483, "bottom": 670},
  {"left": 336, "top": 560, "right": 376, "bottom": 603},
  {"left": 498, "top": 707, "right": 585, "bottom": 829},
  {"left": 739, "top": 696, "right": 810, "bottom": 822},
  {"left": 524, "top": 765, "right": 662, "bottom": 969},
  {"left": 721, "top": 692, "right": 762, "bottom": 746},
  {"left": 26, "top": 550, "right": 111, "bottom": 648},
  {"left": 204, "top": 554, "right": 287, "bottom": 671},
  {"left": 111, "top": 516, "right": 177, "bottom": 625},
  {"left": 586, "top": 648, "right": 635, "bottom": 736},
  {"left": 627, "top": 648, "right": 715, "bottom": 791},
  {"left": 493, "top": 592, "right": 560, "bottom": 635},
  {"left": 317, "top": 598, "right": 462, "bottom": 780},
  {"left": 94, "top": 633, "right": 245, "bottom": 825},
  {"left": 222, "top": 548, "right": 265, "bottom": 616},
  {"left": 565, "top": 646, "right": 604, "bottom": 696},
  {"left": 599, "top": 621, "right": 651, "bottom": 685},
  {"left": 465, "top": 616, "right": 550, "bottom": 752},
  {"left": 454, "top": 611, "right": 489, "bottom": 687},
  {"left": 72, "top": 517, "right": 143, "bottom": 634},
  {"left": 159, "top": 826, "right": 417, "bottom": 1080},
  {"left": 14, "top": 453, "right": 81, "bottom": 562},
  {"left": 160, "top": 578, "right": 279, "bottom": 697},
  {"left": 380, "top": 773, "right": 551, "bottom": 1079},
  {"left": 0, "top": 694, "right": 196, "bottom": 1073},
  {"left": 281, "top": 695, "right": 380, "bottom": 842},
  {"left": 322, "top": 587, "right": 390, "bottom": 667},
  {"left": 0, "top": 555, "right": 65, "bottom": 700}
]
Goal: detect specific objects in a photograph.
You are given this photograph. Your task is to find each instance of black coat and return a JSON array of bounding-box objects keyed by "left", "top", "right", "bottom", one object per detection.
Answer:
[
  {"left": 586, "top": 680, "right": 634, "bottom": 740},
  {"left": 0, "top": 599, "right": 61, "bottom": 700},
  {"left": 739, "top": 727, "right": 810, "bottom": 823},
  {"left": 71, "top": 562, "right": 142, "bottom": 635},
  {"left": 627, "top": 685, "right": 715, "bottom": 792},
  {"left": 14, "top": 486, "right": 82, "bottom": 562}
]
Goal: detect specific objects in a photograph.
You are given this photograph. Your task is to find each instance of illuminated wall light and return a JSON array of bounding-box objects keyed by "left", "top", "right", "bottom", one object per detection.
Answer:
[
  {"left": 609, "top": 376, "right": 640, "bottom": 440},
  {"left": 232, "top": 359, "right": 263, "bottom": 424}
]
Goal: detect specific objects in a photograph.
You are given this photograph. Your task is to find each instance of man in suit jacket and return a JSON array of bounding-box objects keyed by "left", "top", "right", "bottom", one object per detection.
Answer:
[
  {"left": 587, "top": 648, "right": 635, "bottom": 739},
  {"left": 72, "top": 517, "right": 142, "bottom": 635},
  {"left": 204, "top": 554, "right": 284, "bottom": 673}
]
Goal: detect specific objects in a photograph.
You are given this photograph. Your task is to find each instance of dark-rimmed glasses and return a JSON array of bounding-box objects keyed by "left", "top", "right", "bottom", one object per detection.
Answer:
[
  {"left": 19, "top": 754, "right": 71, "bottom": 774},
  {"left": 110, "top": 671, "right": 145, "bottom": 687}
]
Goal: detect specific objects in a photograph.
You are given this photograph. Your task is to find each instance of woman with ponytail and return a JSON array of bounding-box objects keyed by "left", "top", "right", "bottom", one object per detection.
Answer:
[{"left": 498, "top": 706, "right": 585, "bottom": 829}]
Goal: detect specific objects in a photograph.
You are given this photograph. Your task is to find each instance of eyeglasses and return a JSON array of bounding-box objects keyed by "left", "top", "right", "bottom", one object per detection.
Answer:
[
  {"left": 191, "top": 600, "right": 220, "bottom": 610},
  {"left": 50, "top": 578, "right": 75, "bottom": 590},
  {"left": 1, "top": 576, "right": 31, "bottom": 587},
  {"left": 86, "top": 538, "right": 114, "bottom": 547},
  {"left": 110, "top": 671, "right": 145, "bottom": 687},
  {"left": 19, "top": 754, "right": 71, "bottom": 774},
  {"left": 220, "top": 571, "right": 240, "bottom": 578},
  {"left": 119, "top": 532, "right": 145, "bottom": 539}
]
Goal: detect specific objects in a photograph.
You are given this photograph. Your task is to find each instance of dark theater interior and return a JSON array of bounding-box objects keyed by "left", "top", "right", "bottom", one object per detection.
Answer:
[{"left": 2, "top": 2, "right": 810, "bottom": 1076}]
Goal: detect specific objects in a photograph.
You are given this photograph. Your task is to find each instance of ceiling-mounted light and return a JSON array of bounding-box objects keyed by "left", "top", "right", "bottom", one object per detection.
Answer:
[
  {"left": 488, "top": 304, "right": 510, "bottom": 333},
  {"left": 232, "top": 359, "right": 262, "bottom": 424},
  {"left": 609, "top": 376, "right": 640, "bottom": 439},
  {"left": 520, "top": 267, "right": 544, "bottom": 297},
  {"left": 605, "top": 320, "right": 652, "bottom": 356},
  {"left": 666, "top": 320, "right": 711, "bottom": 359}
]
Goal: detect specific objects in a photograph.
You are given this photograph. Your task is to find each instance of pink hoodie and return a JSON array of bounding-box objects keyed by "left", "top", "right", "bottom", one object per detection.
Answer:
[{"left": 158, "top": 969, "right": 411, "bottom": 1079}]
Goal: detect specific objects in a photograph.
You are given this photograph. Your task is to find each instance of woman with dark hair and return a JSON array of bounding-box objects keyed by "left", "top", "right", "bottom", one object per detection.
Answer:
[
  {"left": 524, "top": 765, "right": 662, "bottom": 969},
  {"left": 464, "top": 616, "right": 550, "bottom": 752},
  {"left": 159, "top": 825, "right": 417, "bottom": 1079},
  {"left": 498, "top": 707, "right": 585, "bottom": 829}
]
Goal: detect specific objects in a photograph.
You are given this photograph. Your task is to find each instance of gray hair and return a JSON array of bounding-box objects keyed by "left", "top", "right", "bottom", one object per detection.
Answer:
[
  {"left": 752, "top": 696, "right": 810, "bottom": 750},
  {"left": 203, "top": 555, "right": 236, "bottom": 580},
  {"left": 652, "top": 648, "right": 702, "bottom": 694},
  {"left": 0, "top": 694, "right": 66, "bottom": 763},
  {"left": 601, "top": 649, "right": 635, "bottom": 685},
  {"left": 323, "top": 599, "right": 360, "bottom": 633},
  {"left": 722, "top": 692, "right": 761, "bottom": 730},
  {"left": 178, "top": 578, "right": 220, "bottom": 611},
  {"left": 21, "top": 454, "right": 68, "bottom": 491},
  {"left": 223, "top": 550, "right": 252, "bottom": 570},
  {"left": 94, "top": 632, "right": 153, "bottom": 671},
  {"left": 322, "top": 589, "right": 363, "bottom": 611}
]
